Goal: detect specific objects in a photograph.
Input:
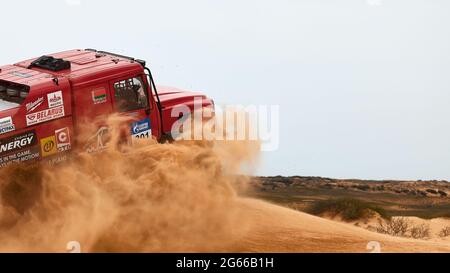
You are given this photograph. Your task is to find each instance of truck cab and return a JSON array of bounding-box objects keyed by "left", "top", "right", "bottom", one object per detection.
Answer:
[{"left": 0, "top": 49, "right": 213, "bottom": 166}]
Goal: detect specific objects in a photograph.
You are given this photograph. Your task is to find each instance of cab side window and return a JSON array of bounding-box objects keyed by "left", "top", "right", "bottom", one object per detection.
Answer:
[{"left": 113, "top": 77, "right": 148, "bottom": 112}]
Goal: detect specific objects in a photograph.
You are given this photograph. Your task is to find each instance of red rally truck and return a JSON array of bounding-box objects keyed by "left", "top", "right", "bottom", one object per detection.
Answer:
[{"left": 0, "top": 49, "right": 214, "bottom": 167}]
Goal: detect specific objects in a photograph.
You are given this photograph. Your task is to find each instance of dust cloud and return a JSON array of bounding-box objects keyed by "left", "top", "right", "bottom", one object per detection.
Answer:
[{"left": 0, "top": 115, "right": 260, "bottom": 252}]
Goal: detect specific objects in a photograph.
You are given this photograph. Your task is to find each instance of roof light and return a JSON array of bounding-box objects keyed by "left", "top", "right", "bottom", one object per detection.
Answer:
[
  {"left": 20, "top": 90, "right": 29, "bottom": 99},
  {"left": 6, "top": 87, "right": 19, "bottom": 97}
]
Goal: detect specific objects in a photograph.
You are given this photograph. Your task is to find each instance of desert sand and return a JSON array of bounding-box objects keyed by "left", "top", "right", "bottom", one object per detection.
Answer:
[{"left": 226, "top": 198, "right": 450, "bottom": 253}]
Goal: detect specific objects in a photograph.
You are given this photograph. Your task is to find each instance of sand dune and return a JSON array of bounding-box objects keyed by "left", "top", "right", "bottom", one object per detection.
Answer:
[{"left": 226, "top": 198, "right": 450, "bottom": 253}]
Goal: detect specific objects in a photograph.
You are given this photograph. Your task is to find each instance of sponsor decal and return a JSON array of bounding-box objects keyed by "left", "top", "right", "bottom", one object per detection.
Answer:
[
  {"left": 131, "top": 118, "right": 151, "bottom": 140},
  {"left": 0, "top": 116, "right": 15, "bottom": 135},
  {"left": 26, "top": 97, "right": 44, "bottom": 113},
  {"left": 0, "top": 130, "right": 37, "bottom": 156},
  {"left": 47, "top": 91, "right": 64, "bottom": 108},
  {"left": 84, "top": 127, "right": 109, "bottom": 153},
  {"left": 0, "top": 146, "right": 40, "bottom": 167},
  {"left": 45, "top": 154, "right": 68, "bottom": 166},
  {"left": 92, "top": 88, "right": 107, "bottom": 104},
  {"left": 0, "top": 130, "right": 39, "bottom": 167},
  {"left": 55, "top": 127, "right": 71, "bottom": 152},
  {"left": 38, "top": 127, "right": 72, "bottom": 159},
  {"left": 40, "top": 135, "right": 58, "bottom": 157},
  {"left": 25, "top": 91, "right": 64, "bottom": 126},
  {"left": 26, "top": 105, "right": 65, "bottom": 126}
]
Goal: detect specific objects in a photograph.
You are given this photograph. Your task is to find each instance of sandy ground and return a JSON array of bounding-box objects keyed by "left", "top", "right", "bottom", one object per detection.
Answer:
[{"left": 223, "top": 198, "right": 450, "bottom": 253}]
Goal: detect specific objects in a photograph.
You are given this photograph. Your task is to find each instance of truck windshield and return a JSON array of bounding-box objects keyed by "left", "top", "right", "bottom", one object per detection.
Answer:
[
  {"left": 113, "top": 77, "right": 148, "bottom": 112},
  {"left": 0, "top": 81, "right": 29, "bottom": 111}
]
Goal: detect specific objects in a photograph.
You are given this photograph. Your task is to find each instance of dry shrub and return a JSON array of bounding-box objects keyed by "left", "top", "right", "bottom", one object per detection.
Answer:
[
  {"left": 376, "top": 217, "right": 410, "bottom": 237},
  {"left": 439, "top": 226, "right": 450, "bottom": 238},
  {"left": 377, "top": 217, "right": 432, "bottom": 239},
  {"left": 410, "top": 224, "right": 430, "bottom": 239}
]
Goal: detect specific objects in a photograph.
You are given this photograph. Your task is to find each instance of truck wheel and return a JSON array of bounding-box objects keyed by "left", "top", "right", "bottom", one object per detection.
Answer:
[{"left": 159, "top": 133, "right": 174, "bottom": 144}]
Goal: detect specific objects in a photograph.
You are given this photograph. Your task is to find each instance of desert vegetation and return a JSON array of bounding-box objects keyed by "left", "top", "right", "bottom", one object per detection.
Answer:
[
  {"left": 439, "top": 226, "right": 450, "bottom": 238},
  {"left": 376, "top": 217, "right": 431, "bottom": 239},
  {"left": 376, "top": 217, "right": 410, "bottom": 237},
  {"left": 245, "top": 176, "right": 450, "bottom": 243},
  {"left": 247, "top": 176, "right": 450, "bottom": 219},
  {"left": 410, "top": 224, "right": 431, "bottom": 239},
  {"left": 308, "top": 198, "right": 387, "bottom": 221}
]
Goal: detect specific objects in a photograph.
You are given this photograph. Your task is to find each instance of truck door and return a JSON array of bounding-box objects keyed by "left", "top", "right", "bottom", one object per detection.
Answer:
[{"left": 109, "top": 75, "right": 158, "bottom": 142}]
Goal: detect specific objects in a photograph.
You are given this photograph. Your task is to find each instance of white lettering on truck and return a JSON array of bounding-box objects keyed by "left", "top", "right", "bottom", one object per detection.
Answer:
[{"left": 0, "top": 136, "right": 34, "bottom": 153}]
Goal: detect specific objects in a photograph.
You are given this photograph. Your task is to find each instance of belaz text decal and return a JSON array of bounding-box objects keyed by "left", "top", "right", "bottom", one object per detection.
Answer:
[{"left": 26, "top": 106, "right": 65, "bottom": 126}]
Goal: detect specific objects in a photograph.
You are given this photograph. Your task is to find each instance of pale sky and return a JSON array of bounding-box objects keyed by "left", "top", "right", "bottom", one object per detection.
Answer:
[{"left": 1, "top": 0, "right": 450, "bottom": 180}]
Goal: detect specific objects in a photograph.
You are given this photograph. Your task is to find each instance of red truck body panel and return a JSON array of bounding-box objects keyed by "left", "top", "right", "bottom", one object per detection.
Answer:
[{"left": 0, "top": 49, "right": 213, "bottom": 167}]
